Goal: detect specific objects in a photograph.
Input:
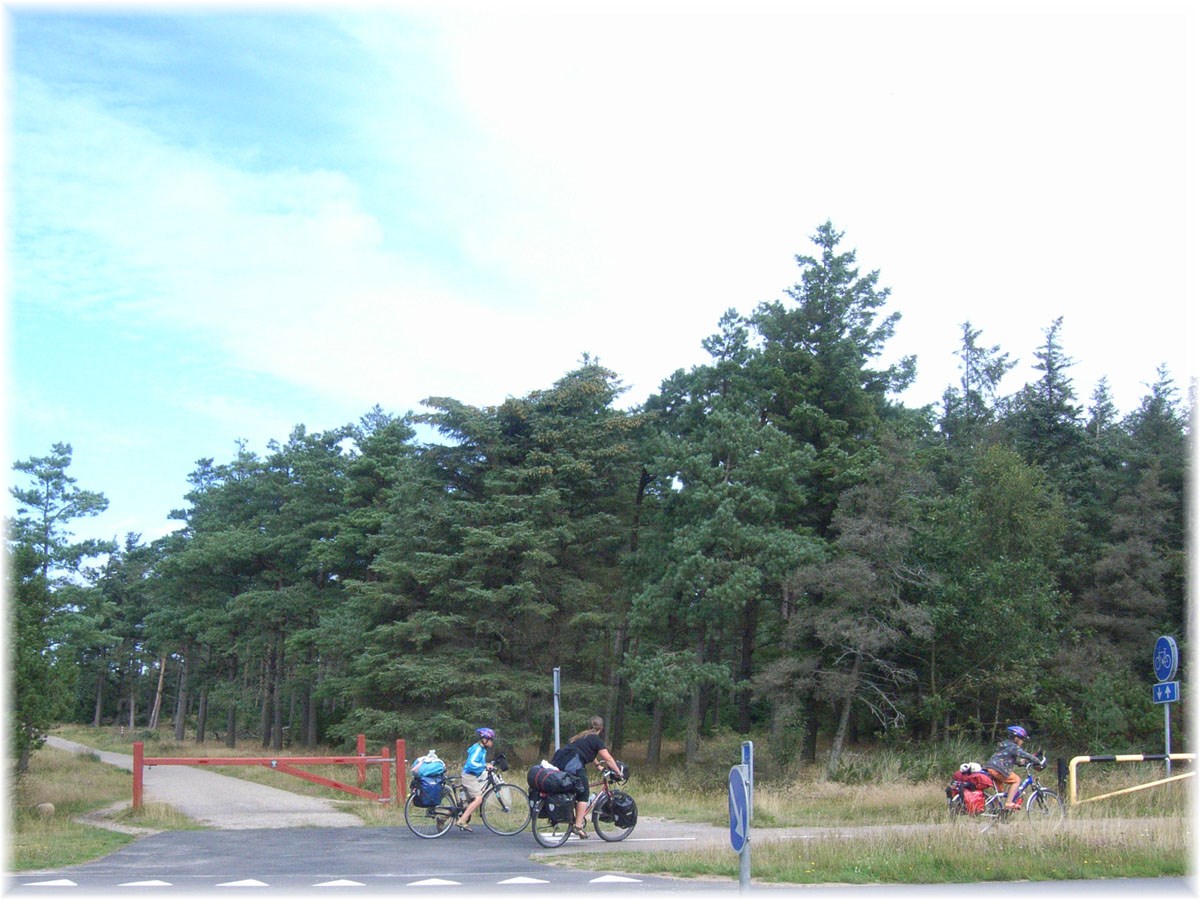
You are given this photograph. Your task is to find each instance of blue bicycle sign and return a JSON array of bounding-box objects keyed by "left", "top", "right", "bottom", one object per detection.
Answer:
[{"left": 1154, "top": 636, "right": 1178, "bottom": 683}]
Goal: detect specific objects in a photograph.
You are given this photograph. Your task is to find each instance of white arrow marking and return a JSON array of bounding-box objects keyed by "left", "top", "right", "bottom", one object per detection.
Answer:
[
  {"left": 590, "top": 875, "right": 642, "bottom": 883},
  {"left": 120, "top": 881, "right": 174, "bottom": 887},
  {"left": 498, "top": 876, "right": 551, "bottom": 884},
  {"left": 407, "top": 878, "right": 461, "bottom": 886},
  {"left": 22, "top": 880, "right": 78, "bottom": 887},
  {"left": 217, "top": 879, "right": 270, "bottom": 887},
  {"left": 313, "top": 879, "right": 366, "bottom": 887}
]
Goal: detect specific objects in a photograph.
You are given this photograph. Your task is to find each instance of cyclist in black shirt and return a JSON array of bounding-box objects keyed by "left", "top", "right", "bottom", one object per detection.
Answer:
[{"left": 551, "top": 715, "right": 619, "bottom": 839}]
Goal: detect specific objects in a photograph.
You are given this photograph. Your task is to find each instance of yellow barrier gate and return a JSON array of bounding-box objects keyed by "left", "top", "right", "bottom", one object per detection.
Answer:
[{"left": 1067, "top": 752, "right": 1194, "bottom": 806}]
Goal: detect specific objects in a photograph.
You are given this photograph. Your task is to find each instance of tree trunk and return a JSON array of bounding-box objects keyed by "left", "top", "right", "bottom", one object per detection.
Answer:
[
  {"left": 226, "top": 703, "right": 237, "bottom": 749},
  {"left": 646, "top": 700, "right": 664, "bottom": 769},
  {"left": 827, "top": 652, "right": 862, "bottom": 775},
  {"left": 260, "top": 651, "right": 273, "bottom": 749},
  {"left": 802, "top": 693, "right": 819, "bottom": 763},
  {"left": 196, "top": 688, "right": 208, "bottom": 743},
  {"left": 272, "top": 638, "right": 285, "bottom": 751},
  {"left": 92, "top": 660, "right": 105, "bottom": 727},
  {"left": 736, "top": 596, "right": 759, "bottom": 733},
  {"left": 928, "top": 641, "right": 938, "bottom": 741},
  {"left": 605, "top": 622, "right": 627, "bottom": 755},
  {"left": 148, "top": 655, "right": 167, "bottom": 730},
  {"left": 173, "top": 655, "right": 189, "bottom": 742},
  {"left": 684, "top": 635, "right": 705, "bottom": 765},
  {"left": 128, "top": 663, "right": 138, "bottom": 730}
]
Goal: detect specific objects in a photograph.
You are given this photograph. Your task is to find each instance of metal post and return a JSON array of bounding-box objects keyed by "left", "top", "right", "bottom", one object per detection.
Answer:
[
  {"left": 397, "top": 739, "right": 407, "bottom": 801},
  {"left": 1165, "top": 705, "right": 1172, "bottom": 776},
  {"left": 552, "top": 667, "right": 561, "bottom": 751},
  {"left": 739, "top": 840, "right": 751, "bottom": 893},
  {"left": 133, "top": 741, "right": 144, "bottom": 810}
]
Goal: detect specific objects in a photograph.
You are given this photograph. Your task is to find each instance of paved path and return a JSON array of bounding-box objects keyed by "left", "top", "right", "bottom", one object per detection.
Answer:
[{"left": 45, "top": 736, "right": 364, "bottom": 830}]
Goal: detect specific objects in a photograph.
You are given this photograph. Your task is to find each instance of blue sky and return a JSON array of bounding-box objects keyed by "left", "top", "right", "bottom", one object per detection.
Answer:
[{"left": 5, "top": 1, "right": 1197, "bottom": 547}]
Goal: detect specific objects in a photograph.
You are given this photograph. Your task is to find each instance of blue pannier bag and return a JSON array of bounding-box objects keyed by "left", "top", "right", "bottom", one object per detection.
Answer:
[{"left": 413, "top": 773, "right": 444, "bottom": 808}]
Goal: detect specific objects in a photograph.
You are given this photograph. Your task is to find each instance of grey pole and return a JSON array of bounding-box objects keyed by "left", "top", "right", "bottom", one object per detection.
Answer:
[
  {"left": 552, "top": 667, "right": 561, "bottom": 751},
  {"left": 1165, "top": 704, "right": 1172, "bottom": 776},
  {"left": 739, "top": 839, "right": 751, "bottom": 893}
]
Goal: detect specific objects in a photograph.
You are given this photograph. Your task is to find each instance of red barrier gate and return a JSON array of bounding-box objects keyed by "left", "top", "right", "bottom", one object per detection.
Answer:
[{"left": 133, "top": 735, "right": 408, "bottom": 809}]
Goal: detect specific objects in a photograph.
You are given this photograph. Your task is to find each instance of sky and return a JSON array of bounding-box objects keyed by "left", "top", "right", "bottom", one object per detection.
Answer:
[{"left": 4, "top": 0, "right": 1197, "bottom": 549}]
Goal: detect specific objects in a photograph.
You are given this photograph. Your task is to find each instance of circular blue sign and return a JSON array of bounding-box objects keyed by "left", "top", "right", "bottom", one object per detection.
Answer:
[
  {"left": 728, "top": 766, "right": 749, "bottom": 853},
  {"left": 1154, "top": 635, "right": 1178, "bottom": 683}
]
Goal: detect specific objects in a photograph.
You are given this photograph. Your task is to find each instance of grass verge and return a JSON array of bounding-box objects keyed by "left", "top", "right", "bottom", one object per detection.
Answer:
[
  {"left": 25, "top": 725, "right": 1193, "bottom": 885},
  {"left": 546, "top": 817, "right": 1190, "bottom": 885},
  {"left": 9, "top": 745, "right": 204, "bottom": 872}
]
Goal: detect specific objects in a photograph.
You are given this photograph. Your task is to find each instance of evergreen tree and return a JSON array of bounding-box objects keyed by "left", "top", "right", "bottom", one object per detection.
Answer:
[{"left": 7, "top": 444, "right": 113, "bottom": 773}]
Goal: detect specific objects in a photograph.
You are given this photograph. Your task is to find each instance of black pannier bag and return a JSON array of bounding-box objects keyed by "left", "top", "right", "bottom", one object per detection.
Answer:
[
  {"left": 541, "top": 791, "right": 575, "bottom": 824},
  {"left": 527, "top": 764, "right": 576, "bottom": 794},
  {"left": 610, "top": 791, "right": 636, "bottom": 827}
]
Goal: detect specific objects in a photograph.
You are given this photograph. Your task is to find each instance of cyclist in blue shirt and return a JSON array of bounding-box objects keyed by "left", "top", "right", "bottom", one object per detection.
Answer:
[{"left": 455, "top": 727, "right": 495, "bottom": 831}]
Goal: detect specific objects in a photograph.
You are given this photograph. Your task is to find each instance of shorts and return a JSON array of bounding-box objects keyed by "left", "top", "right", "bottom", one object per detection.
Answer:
[
  {"left": 986, "top": 767, "right": 1017, "bottom": 787},
  {"left": 571, "top": 772, "right": 589, "bottom": 802},
  {"left": 461, "top": 771, "right": 485, "bottom": 800}
]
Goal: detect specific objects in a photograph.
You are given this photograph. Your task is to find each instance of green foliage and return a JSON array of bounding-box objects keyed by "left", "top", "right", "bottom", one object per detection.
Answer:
[{"left": 11, "top": 224, "right": 1188, "bottom": 767}]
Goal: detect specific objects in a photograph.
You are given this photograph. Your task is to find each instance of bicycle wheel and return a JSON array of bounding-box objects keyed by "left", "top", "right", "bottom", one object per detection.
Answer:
[
  {"left": 977, "top": 791, "right": 1008, "bottom": 832},
  {"left": 592, "top": 790, "right": 637, "bottom": 842},
  {"left": 1024, "top": 789, "right": 1066, "bottom": 822},
  {"left": 947, "top": 793, "right": 966, "bottom": 818},
  {"left": 530, "top": 796, "right": 573, "bottom": 848},
  {"left": 404, "top": 793, "right": 455, "bottom": 839},
  {"left": 481, "top": 783, "right": 531, "bottom": 835}
]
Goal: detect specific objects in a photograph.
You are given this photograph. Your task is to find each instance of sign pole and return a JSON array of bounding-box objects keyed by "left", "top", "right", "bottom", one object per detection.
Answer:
[
  {"left": 552, "top": 667, "right": 561, "bottom": 751},
  {"left": 739, "top": 825, "right": 751, "bottom": 893},
  {"left": 1165, "top": 704, "right": 1172, "bottom": 776},
  {"left": 730, "top": 742, "right": 754, "bottom": 893},
  {"left": 1153, "top": 636, "right": 1179, "bottom": 777}
]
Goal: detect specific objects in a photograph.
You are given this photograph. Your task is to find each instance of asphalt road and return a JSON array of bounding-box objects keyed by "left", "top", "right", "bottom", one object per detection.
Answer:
[{"left": 8, "top": 738, "right": 1194, "bottom": 897}]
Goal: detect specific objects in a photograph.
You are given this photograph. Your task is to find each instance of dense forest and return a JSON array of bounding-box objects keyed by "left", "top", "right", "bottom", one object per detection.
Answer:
[{"left": 8, "top": 223, "right": 1191, "bottom": 777}]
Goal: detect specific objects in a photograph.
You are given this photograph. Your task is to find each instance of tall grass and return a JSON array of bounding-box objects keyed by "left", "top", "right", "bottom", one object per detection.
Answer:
[
  {"left": 561, "top": 816, "right": 1190, "bottom": 884},
  {"left": 9, "top": 745, "right": 204, "bottom": 871}
]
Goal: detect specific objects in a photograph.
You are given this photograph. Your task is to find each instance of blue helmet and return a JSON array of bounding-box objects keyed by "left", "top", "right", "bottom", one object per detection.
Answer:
[
  {"left": 476, "top": 727, "right": 495, "bottom": 741},
  {"left": 1006, "top": 725, "right": 1029, "bottom": 740}
]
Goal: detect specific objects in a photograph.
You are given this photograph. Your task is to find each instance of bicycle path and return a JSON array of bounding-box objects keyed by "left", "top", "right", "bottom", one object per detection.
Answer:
[{"left": 45, "top": 736, "right": 364, "bottom": 830}]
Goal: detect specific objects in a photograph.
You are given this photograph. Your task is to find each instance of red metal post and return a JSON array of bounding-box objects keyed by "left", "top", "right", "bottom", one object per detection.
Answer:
[
  {"left": 380, "top": 745, "right": 391, "bottom": 801},
  {"left": 396, "top": 739, "right": 407, "bottom": 801},
  {"left": 133, "top": 741, "right": 144, "bottom": 810},
  {"left": 356, "top": 733, "right": 366, "bottom": 787}
]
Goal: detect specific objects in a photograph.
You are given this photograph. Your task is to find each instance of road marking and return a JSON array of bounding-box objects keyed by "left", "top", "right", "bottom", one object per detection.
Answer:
[
  {"left": 22, "top": 880, "right": 78, "bottom": 887},
  {"left": 120, "top": 881, "right": 174, "bottom": 887},
  {"left": 498, "top": 876, "right": 551, "bottom": 884},
  {"left": 313, "top": 879, "right": 366, "bottom": 887},
  {"left": 217, "top": 879, "right": 270, "bottom": 887},
  {"left": 590, "top": 875, "right": 642, "bottom": 883},
  {"left": 407, "top": 878, "right": 461, "bottom": 886}
]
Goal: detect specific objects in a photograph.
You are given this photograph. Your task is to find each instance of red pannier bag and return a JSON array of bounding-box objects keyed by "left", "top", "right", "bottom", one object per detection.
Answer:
[{"left": 951, "top": 771, "right": 994, "bottom": 815}]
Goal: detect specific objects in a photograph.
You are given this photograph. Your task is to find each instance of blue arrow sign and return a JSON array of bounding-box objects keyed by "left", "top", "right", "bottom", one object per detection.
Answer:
[
  {"left": 1154, "top": 636, "right": 1178, "bottom": 683},
  {"left": 1153, "top": 681, "right": 1180, "bottom": 704},
  {"left": 728, "top": 765, "right": 749, "bottom": 853}
]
